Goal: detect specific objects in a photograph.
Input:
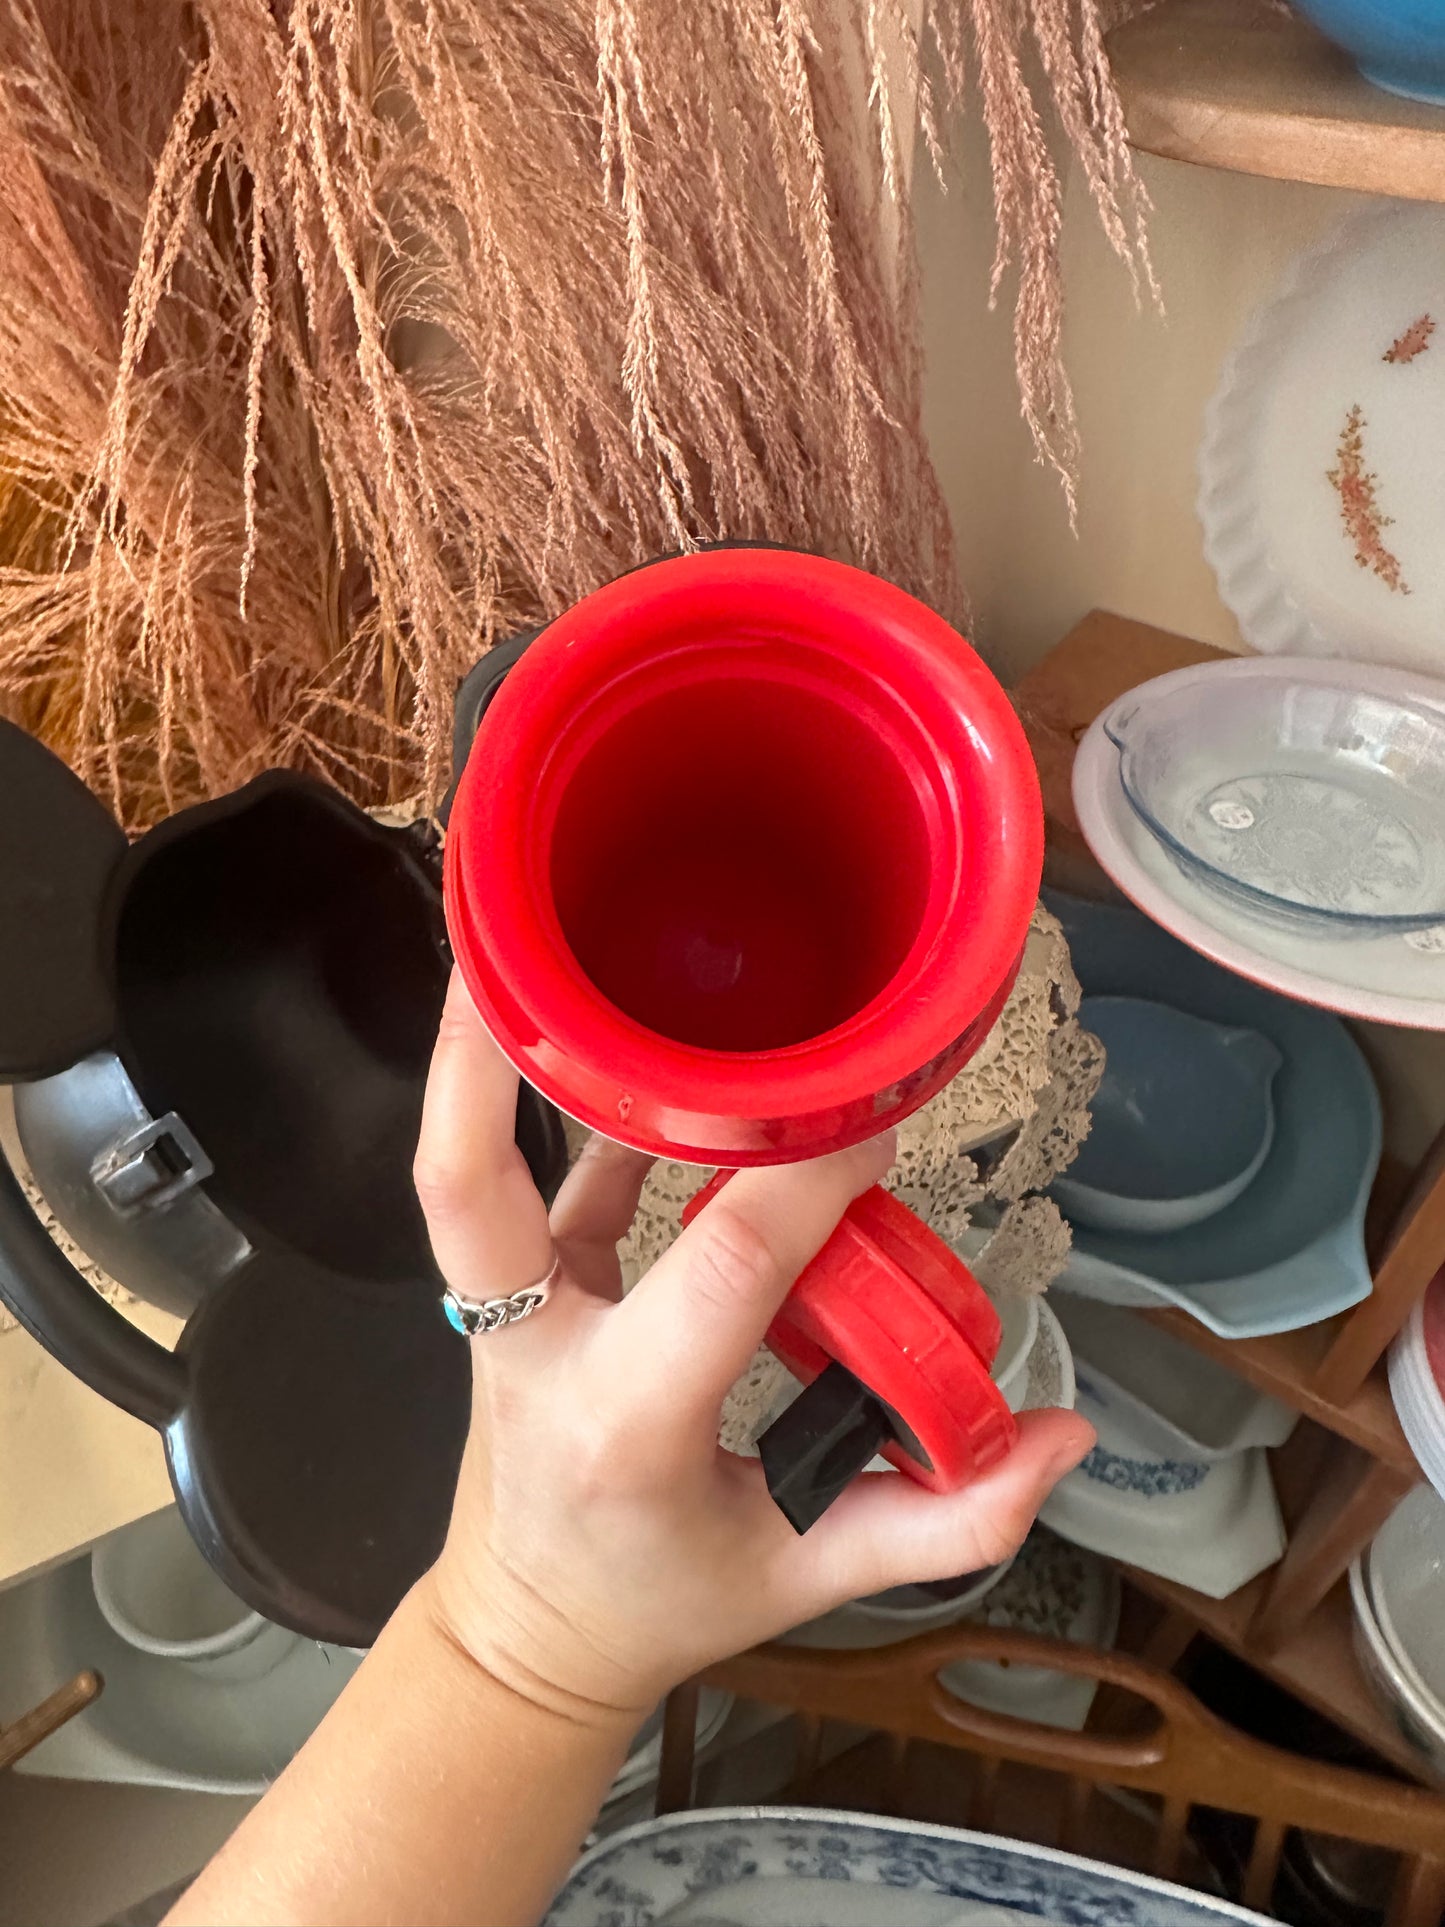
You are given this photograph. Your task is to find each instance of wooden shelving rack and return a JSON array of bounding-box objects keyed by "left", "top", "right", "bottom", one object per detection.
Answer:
[
  {"left": 1016, "top": 609, "right": 1443, "bottom": 1782},
  {"left": 1123, "top": 1569, "right": 1427, "bottom": 1781},
  {"left": 1107, "top": 0, "right": 1445, "bottom": 202}
]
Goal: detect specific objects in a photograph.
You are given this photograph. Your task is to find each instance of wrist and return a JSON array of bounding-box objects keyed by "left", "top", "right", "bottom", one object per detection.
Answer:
[{"left": 407, "top": 1565, "right": 652, "bottom": 1743}]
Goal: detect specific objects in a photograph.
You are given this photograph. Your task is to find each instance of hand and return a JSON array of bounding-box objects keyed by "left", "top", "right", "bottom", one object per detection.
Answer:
[{"left": 414, "top": 971, "right": 1094, "bottom": 1724}]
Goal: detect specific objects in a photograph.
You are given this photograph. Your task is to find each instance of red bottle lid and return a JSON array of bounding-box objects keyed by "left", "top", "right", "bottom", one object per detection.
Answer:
[
  {"left": 445, "top": 549, "right": 1042, "bottom": 1165},
  {"left": 685, "top": 1175, "right": 1018, "bottom": 1493}
]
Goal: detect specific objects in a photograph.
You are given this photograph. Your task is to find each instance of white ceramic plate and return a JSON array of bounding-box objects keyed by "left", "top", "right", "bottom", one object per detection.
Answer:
[
  {"left": 1200, "top": 203, "right": 1445, "bottom": 676},
  {"left": 939, "top": 1528, "right": 1121, "bottom": 1734},
  {"left": 0, "top": 1553, "right": 360, "bottom": 1795},
  {"left": 786, "top": 1524, "right": 1115, "bottom": 1734},
  {"left": 546, "top": 1808, "right": 1273, "bottom": 1926},
  {"left": 1388, "top": 1271, "right": 1445, "bottom": 1503},
  {"left": 1072, "top": 670, "right": 1445, "bottom": 1029}
]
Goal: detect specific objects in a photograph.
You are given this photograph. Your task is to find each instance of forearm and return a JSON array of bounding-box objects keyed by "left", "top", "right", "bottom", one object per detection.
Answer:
[{"left": 167, "top": 1577, "right": 637, "bottom": 1927}]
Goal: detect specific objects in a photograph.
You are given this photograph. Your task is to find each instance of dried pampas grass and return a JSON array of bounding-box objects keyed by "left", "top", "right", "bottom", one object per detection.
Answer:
[{"left": 0, "top": 0, "right": 1149, "bottom": 826}]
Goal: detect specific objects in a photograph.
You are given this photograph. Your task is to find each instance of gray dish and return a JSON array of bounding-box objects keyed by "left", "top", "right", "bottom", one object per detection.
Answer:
[{"left": 1046, "top": 891, "right": 1379, "bottom": 1339}]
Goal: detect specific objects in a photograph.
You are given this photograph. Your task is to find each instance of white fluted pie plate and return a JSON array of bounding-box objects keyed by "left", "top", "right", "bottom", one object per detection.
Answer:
[{"left": 1200, "top": 203, "right": 1445, "bottom": 678}]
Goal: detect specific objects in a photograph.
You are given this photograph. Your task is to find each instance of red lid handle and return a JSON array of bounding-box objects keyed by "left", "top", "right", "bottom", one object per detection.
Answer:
[{"left": 683, "top": 1176, "right": 1017, "bottom": 1507}]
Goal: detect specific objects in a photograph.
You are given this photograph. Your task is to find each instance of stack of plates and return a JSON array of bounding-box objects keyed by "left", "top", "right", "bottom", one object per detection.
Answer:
[
  {"left": 1349, "top": 1485, "right": 1445, "bottom": 1780},
  {"left": 1388, "top": 1267, "right": 1445, "bottom": 1501},
  {"left": 1125, "top": 198, "right": 1445, "bottom": 1033}
]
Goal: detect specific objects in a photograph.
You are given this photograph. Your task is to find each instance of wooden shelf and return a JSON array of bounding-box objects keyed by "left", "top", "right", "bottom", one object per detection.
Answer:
[
  {"left": 1108, "top": 0, "right": 1445, "bottom": 203},
  {"left": 1123, "top": 1566, "right": 1437, "bottom": 1784},
  {"left": 1141, "top": 1309, "right": 1418, "bottom": 1475}
]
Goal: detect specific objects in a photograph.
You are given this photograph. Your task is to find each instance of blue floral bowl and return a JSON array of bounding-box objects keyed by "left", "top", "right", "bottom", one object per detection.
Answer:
[{"left": 1293, "top": 0, "right": 1445, "bottom": 105}]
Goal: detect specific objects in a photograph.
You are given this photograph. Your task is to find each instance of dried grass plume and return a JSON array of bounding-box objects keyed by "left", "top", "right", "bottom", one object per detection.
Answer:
[{"left": 0, "top": 0, "right": 1149, "bottom": 825}]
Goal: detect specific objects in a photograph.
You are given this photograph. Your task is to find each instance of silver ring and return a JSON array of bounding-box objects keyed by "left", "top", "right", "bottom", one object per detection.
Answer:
[{"left": 442, "top": 1259, "right": 559, "bottom": 1338}]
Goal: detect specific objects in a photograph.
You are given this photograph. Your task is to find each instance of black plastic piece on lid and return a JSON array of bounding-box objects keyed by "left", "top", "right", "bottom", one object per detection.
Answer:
[
  {"left": 757, "top": 1360, "right": 891, "bottom": 1535},
  {"left": 0, "top": 719, "right": 124, "bottom": 1079}
]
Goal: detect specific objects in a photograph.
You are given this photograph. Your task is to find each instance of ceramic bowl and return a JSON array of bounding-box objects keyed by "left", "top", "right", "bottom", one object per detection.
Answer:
[
  {"left": 1053, "top": 1298, "right": 1297, "bottom": 1462},
  {"left": 1043, "top": 890, "right": 1379, "bottom": 1339},
  {"left": 1290, "top": 0, "right": 1445, "bottom": 104},
  {"left": 1039, "top": 1376, "right": 1286, "bottom": 1600},
  {"left": 3, "top": 1551, "right": 355, "bottom": 1794},
  {"left": 938, "top": 1527, "right": 1122, "bottom": 1733},
  {"left": 854, "top": 1558, "right": 1017, "bottom": 1628},
  {"left": 990, "top": 1291, "right": 1039, "bottom": 1412},
  {"left": 91, "top": 1508, "right": 293, "bottom": 1684},
  {"left": 1348, "top": 1559, "right": 1445, "bottom": 1779},
  {"left": 1054, "top": 997, "right": 1281, "bottom": 1235},
  {"left": 1104, "top": 671, "right": 1445, "bottom": 935},
  {"left": 1364, "top": 1484, "right": 1445, "bottom": 1713}
]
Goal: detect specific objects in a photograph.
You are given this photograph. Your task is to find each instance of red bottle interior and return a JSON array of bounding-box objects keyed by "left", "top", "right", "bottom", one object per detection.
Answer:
[{"left": 446, "top": 550, "right": 1042, "bottom": 1163}]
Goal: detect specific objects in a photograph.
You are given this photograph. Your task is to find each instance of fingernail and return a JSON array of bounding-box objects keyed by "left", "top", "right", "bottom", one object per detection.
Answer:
[{"left": 869, "top": 1128, "right": 898, "bottom": 1168}]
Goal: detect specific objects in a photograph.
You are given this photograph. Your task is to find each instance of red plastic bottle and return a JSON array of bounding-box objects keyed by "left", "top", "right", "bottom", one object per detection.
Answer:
[{"left": 444, "top": 548, "right": 1042, "bottom": 1516}]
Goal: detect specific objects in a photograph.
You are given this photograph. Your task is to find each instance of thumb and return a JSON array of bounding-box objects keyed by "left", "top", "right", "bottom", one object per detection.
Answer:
[{"left": 793, "top": 1408, "right": 1095, "bottom": 1614}]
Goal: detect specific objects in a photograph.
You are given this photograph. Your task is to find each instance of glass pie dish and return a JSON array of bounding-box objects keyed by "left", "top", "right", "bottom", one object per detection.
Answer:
[{"left": 1104, "top": 669, "right": 1445, "bottom": 936}]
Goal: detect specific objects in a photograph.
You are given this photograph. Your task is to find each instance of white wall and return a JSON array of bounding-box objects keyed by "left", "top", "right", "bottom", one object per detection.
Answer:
[{"left": 918, "top": 139, "right": 1445, "bottom": 1163}]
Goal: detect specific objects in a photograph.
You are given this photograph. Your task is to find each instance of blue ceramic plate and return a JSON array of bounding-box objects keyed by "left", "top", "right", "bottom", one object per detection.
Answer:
[
  {"left": 1044, "top": 891, "right": 1379, "bottom": 1338},
  {"left": 546, "top": 1808, "right": 1269, "bottom": 1926}
]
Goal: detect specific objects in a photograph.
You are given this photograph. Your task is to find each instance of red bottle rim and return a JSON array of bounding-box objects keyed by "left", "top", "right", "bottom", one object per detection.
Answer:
[{"left": 445, "top": 549, "right": 1041, "bottom": 1163}]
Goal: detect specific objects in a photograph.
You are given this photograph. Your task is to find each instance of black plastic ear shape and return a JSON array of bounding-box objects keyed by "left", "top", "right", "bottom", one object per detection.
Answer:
[
  {"left": 173, "top": 1249, "right": 470, "bottom": 1644},
  {"left": 0, "top": 720, "right": 124, "bottom": 1080}
]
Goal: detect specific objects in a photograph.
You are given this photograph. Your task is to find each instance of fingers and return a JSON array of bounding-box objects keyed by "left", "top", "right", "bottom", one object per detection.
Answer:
[
  {"left": 414, "top": 970, "right": 554, "bottom": 1303},
  {"left": 550, "top": 1136, "right": 654, "bottom": 1302},
  {"left": 604, "top": 1133, "right": 895, "bottom": 1431},
  {"left": 793, "top": 1409, "right": 1095, "bottom": 1613}
]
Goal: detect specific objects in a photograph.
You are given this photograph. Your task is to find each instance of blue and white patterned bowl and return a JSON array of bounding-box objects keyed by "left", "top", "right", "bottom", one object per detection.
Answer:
[
  {"left": 545, "top": 1808, "right": 1272, "bottom": 1926},
  {"left": 1038, "top": 1376, "right": 1286, "bottom": 1600}
]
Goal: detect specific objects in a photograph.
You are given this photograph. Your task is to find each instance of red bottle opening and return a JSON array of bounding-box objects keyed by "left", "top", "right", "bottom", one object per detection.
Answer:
[{"left": 446, "top": 549, "right": 1041, "bottom": 1163}]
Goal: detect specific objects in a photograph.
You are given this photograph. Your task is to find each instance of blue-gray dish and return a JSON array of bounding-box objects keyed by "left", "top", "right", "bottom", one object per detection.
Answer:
[
  {"left": 547, "top": 1808, "right": 1271, "bottom": 1925},
  {"left": 1053, "top": 997, "right": 1281, "bottom": 1235},
  {"left": 1045, "top": 892, "right": 1379, "bottom": 1338}
]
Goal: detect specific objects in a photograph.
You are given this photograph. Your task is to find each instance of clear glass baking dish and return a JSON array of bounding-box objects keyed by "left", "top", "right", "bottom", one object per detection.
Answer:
[{"left": 1104, "top": 672, "right": 1445, "bottom": 935}]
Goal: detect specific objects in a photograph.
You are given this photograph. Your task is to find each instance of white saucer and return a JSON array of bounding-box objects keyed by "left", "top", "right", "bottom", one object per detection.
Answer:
[
  {"left": 0, "top": 1552, "right": 360, "bottom": 1794},
  {"left": 1073, "top": 674, "right": 1445, "bottom": 1029}
]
